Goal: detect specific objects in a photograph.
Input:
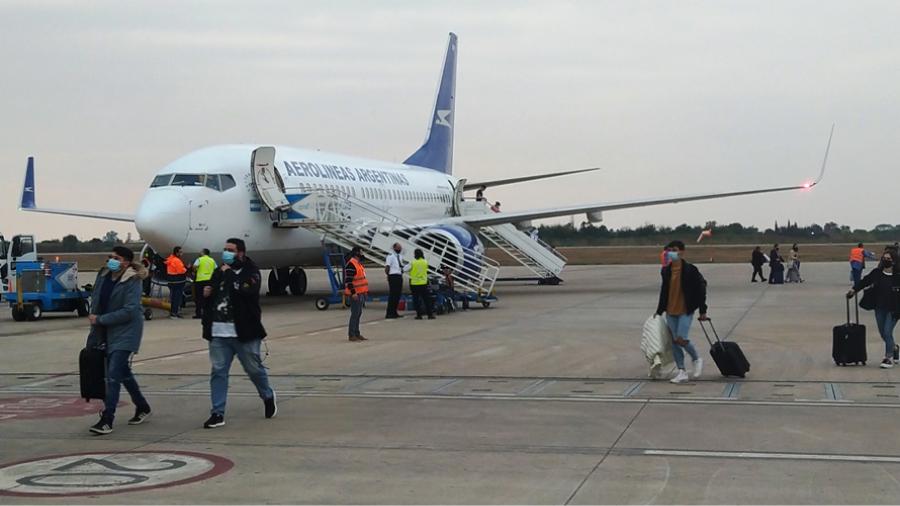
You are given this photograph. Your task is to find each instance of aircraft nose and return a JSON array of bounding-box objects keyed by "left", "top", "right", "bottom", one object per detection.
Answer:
[{"left": 135, "top": 189, "right": 190, "bottom": 252}]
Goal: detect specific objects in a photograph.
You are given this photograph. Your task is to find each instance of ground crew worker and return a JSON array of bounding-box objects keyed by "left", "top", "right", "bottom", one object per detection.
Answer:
[
  {"left": 409, "top": 248, "right": 435, "bottom": 320},
  {"left": 384, "top": 243, "right": 408, "bottom": 319},
  {"left": 849, "top": 243, "right": 875, "bottom": 285},
  {"left": 345, "top": 247, "right": 369, "bottom": 342},
  {"left": 165, "top": 246, "right": 187, "bottom": 319},
  {"left": 192, "top": 248, "right": 217, "bottom": 319}
]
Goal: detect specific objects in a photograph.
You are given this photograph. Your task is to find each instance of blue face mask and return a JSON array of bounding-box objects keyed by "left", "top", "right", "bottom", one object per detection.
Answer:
[
  {"left": 666, "top": 251, "right": 680, "bottom": 262},
  {"left": 222, "top": 250, "right": 236, "bottom": 265},
  {"left": 107, "top": 258, "right": 121, "bottom": 271}
]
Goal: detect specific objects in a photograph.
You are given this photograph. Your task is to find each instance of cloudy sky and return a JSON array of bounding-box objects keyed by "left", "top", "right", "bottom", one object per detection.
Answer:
[{"left": 1, "top": 1, "right": 898, "bottom": 241}]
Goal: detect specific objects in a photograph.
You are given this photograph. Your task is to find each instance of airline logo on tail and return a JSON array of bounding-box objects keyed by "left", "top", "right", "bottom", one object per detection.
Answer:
[{"left": 435, "top": 110, "right": 452, "bottom": 128}]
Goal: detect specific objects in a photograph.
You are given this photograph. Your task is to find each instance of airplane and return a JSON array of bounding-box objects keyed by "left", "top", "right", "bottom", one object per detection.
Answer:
[{"left": 18, "top": 32, "right": 832, "bottom": 297}]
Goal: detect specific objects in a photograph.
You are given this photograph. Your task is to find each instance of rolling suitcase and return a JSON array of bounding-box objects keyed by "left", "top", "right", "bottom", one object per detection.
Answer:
[
  {"left": 700, "top": 319, "right": 750, "bottom": 378},
  {"left": 79, "top": 346, "right": 106, "bottom": 402},
  {"left": 832, "top": 294, "right": 866, "bottom": 366}
]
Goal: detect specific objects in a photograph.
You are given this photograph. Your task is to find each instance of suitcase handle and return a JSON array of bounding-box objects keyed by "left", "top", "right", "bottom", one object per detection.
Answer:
[
  {"left": 698, "top": 318, "right": 721, "bottom": 347},
  {"left": 845, "top": 292, "right": 859, "bottom": 326}
]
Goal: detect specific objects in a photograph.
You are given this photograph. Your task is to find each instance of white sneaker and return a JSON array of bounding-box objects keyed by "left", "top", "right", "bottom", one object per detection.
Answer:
[
  {"left": 692, "top": 358, "right": 704, "bottom": 379},
  {"left": 649, "top": 362, "right": 662, "bottom": 380},
  {"left": 670, "top": 370, "right": 690, "bottom": 384}
]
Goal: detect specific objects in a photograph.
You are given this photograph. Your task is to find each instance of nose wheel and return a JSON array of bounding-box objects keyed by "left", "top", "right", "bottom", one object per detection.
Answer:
[{"left": 268, "top": 267, "right": 307, "bottom": 296}]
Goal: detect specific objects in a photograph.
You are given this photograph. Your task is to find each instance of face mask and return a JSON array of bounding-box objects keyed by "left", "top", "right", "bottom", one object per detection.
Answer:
[
  {"left": 222, "top": 250, "right": 236, "bottom": 265},
  {"left": 666, "top": 251, "right": 680, "bottom": 262},
  {"left": 106, "top": 258, "right": 121, "bottom": 271},
  {"left": 883, "top": 260, "right": 893, "bottom": 269}
]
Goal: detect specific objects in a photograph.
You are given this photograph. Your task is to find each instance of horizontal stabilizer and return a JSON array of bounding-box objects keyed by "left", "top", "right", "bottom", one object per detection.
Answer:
[{"left": 463, "top": 167, "right": 602, "bottom": 191}]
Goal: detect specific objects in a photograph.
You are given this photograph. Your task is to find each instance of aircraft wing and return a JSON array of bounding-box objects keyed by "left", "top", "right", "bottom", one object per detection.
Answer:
[
  {"left": 19, "top": 157, "right": 136, "bottom": 222},
  {"left": 455, "top": 181, "right": 816, "bottom": 228},
  {"left": 462, "top": 167, "right": 602, "bottom": 190},
  {"left": 454, "top": 124, "right": 834, "bottom": 228}
]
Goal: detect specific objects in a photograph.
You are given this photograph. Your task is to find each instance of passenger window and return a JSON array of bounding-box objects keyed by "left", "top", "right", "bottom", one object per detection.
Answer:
[
  {"left": 205, "top": 174, "right": 220, "bottom": 191},
  {"left": 220, "top": 174, "right": 236, "bottom": 191},
  {"left": 150, "top": 174, "right": 172, "bottom": 187}
]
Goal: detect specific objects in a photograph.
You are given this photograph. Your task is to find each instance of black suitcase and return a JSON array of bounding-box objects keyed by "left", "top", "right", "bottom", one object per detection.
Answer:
[
  {"left": 770, "top": 263, "right": 784, "bottom": 284},
  {"left": 700, "top": 319, "right": 750, "bottom": 378},
  {"left": 79, "top": 346, "right": 106, "bottom": 402},
  {"left": 833, "top": 294, "right": 866, "bottom": 366}
]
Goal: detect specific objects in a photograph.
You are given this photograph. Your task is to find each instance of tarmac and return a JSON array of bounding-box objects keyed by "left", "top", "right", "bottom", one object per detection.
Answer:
[{"left": 1, "top": 261, "right": 899, "bottom": 504}]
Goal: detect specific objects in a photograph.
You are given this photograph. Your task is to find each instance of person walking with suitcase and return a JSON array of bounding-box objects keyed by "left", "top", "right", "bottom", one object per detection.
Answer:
[
  {"left": 847, "top": 250, "right": 900, "bottom": 368},
  {"left": 201, "top": 238, "right": 277, "bottom": 428},
  {"left": 86, "top": 246, "right": 152, "bottom": 435},
  {"left": 655, "top": 240, "right": 707, "bottom": 384}
]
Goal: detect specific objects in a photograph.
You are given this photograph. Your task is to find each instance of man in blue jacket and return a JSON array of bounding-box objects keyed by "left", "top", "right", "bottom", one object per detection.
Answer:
[{"left": 87, "top": 246, "right": 152, "bottom": 435}]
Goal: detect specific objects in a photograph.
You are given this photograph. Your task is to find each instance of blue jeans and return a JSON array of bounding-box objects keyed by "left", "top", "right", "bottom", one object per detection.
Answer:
[
  {"left": 349, "top": 294, "right": 365, "bottom": 337},
  {"left": 209, "top": 338, "right": 274, "bottom": 416},
  {"left": 170, "top": 281, "right": 185, "bottom": 316},
  {"left": 851, "top": 263, "right": 863, "bottom": 285},
  {"left": 875, "top": 309, "right": 898, "bottom": 358},
  {"left": 666, "top": 313, "right": 700, "bottom": 370},
  {"left": 104, "top": 350, "right": 149, "bottom": 423}
]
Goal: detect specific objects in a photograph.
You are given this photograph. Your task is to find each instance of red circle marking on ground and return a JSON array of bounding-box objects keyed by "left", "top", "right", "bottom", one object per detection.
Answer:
[
  {"left": 0, "top": 451, "right": 234, "bottom": 497},
  {"left": 0, "top": 396, "right": 116, "bottom": 422}
]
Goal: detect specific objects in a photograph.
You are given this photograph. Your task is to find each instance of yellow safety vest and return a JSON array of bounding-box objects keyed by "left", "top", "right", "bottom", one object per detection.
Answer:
[
  {"left": 195, "top": 255, "right": 216, "bottom": 282},
  {"left": 409, "top": 258, "right": 429, "bottom": 286}
]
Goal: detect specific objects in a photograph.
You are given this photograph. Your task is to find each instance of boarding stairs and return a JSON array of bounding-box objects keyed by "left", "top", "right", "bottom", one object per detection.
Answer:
[
  {"left": 457, "top": 201, "right": 567, "bottom": 281},
  {"left": 273, "top": 189, "right": 500, "bottom": 296}
]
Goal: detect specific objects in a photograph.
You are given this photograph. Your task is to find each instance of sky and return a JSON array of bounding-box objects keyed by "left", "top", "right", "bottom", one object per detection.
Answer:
[{"left": 1, "top": 0, "right": 898, "bottom": 242}]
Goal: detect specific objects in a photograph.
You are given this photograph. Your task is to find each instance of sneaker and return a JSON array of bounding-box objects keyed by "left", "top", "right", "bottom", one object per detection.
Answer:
[
  {"left": 414, "top": 316, "right": 423, "bottom": 320},
  {"left": 203, "top": 413, "right": 225, "bottom": 429},
  {"left": 692, "top": 358, "right": 704, "bottom": 379},
  {"left": 89, "top": 417, "right": 113, "bottom": 435},
  {"left": 670, "top": 370, "right": 690, "bottom": 384},
  {"left": 264, "top": 392, "right": 277, "bottom": 419},
  {"left": 349, "top": 336, "right": 361, "bottom": 342},
  {"left": 881, "top": 359, "right": 894, "bottom": 369},
  {"left": 357, "top": 335, "right": 368, "bottom": 341},
  {"left": 427, "top": 315, "right": 436, "bottom": 320},
  {"left": 127, "top": 408, "right": 151, "bottom": 425}
]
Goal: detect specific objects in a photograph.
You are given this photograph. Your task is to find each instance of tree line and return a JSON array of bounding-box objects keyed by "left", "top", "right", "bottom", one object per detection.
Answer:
[{"left": 537, "top": 221, "right": 900, "bottom": 247}]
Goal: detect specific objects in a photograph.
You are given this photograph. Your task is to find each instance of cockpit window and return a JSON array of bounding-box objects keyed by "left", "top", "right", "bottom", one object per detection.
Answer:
[
  {"left": 205, "top": 174, "right": 220, "bottom": 191},
  {"left": 149, "top": 173, "right": 236, "bottom": 192},
  {"left": 171, "top": 174, "right": 204, "bottom": 187},
  {"left": 220, "top": 174, "right": 236, "bottom": 191},
  {"left": 150, "top": 174, "right": 172, "bottom": 187}
]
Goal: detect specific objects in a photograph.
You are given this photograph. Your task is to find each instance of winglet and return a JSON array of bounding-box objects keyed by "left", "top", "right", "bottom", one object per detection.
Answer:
[
  {"left": 404, "top": 32, "right": 458, "bottom": 174},
  {"left": 20, "top": 156, "right": 35, "bottom": 209},
  {"left": 810, "top": 123, "right": 834, "bottom": 187}
]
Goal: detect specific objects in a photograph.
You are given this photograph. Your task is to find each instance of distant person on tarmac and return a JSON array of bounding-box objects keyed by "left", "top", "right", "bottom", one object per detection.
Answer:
[
  {"left": 751, "top": 246, "right": 766, "bottom": 282},
  {"left": 384, "top": 242, "right": 408, "bottom": 319},
  {"left": 192, "top": 248, "right": 217, "bottom": 320},
  {"left": 345, "top": 246, "right": 369, "bottom": 341},
  {"left": 849, "top": 243, "right": 877, "bottom": 285},
  {"left": 847, "top": 250, "right": 900, "bottom": 369},
  {"left": 165, "top": 246, "right": 187, "bottom": 319},
  {"left": 87, "top": 246, "right": 152, "bottom": 435},
  {"left": 409, "top": 248, "right": 436, "bottom": 320},
  {"left": 655, "top": 240, "right": 707, "bottom": 384},
  {"left": 201, "top": 238, "right": 276, "bottom": 428},
  {"left": 786, "top": 244, "right": 803, "bottom": 283},
  {"left": 768, "top": 244, "right": 784, "bottom": 284}
]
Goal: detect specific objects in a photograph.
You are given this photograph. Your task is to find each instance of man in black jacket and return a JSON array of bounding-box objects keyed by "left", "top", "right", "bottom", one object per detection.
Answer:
[
  {"left": 655, "top": 240, "right": 709, "bottom": 384},
  {"left": 751, "top": 246, "right": 766, "bottom": 282},
  {"left": 201, "top": 238, "right": 276, "bottom": 428}
]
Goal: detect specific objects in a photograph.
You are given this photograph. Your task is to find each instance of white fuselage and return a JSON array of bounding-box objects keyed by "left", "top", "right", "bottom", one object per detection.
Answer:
[{"left": 134, "top": 145, "right": 461, "bottom": 266}]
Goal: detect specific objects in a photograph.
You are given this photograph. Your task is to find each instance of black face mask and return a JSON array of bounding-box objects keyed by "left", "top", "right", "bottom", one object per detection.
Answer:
[{"left": 883, "top": 260, "right": 893, "bottom": 269}]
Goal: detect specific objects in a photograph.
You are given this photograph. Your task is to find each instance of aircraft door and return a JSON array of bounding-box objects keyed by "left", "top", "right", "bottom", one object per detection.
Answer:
[
  {"left": 451, "top": 178, "right": 466, "bottom": 216},
  {"left": 251, "top": 146, "right": 291, "bottom": 212}
]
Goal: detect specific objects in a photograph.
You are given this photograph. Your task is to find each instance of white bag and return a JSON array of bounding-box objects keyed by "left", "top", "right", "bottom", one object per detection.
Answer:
[{"left": 641, "top": 314, "right": 674, "bottom": 378}]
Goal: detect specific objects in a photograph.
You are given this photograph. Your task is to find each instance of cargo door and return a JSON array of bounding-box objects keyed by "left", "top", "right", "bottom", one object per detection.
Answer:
[{"left": 251, "top": 146, "right": 291, "bottom": 212}]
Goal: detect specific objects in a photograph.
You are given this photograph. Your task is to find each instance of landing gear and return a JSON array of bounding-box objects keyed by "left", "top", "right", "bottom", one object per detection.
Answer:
[
  {"left": 289, "top": 268, "right": 307, "bottom": 296},
  {"left": 267, "top": 267, "right": 291, "bottom": 296},
  {"left": 11, "top": 306, "right": 26, "bottom": 322}
]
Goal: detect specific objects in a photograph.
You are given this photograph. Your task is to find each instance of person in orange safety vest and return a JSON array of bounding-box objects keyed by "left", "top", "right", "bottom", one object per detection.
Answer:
[
  {"left": 165, "top": 246, "right": 188, "bottom": 319},
  {"left": 345, "top": 247, "right": 369, "bottom": 342}
]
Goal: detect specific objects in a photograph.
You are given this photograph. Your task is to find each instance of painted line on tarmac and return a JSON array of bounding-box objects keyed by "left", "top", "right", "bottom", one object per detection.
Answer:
[{"left": 643, "top": 449, "right": 900, "bottom": 464}]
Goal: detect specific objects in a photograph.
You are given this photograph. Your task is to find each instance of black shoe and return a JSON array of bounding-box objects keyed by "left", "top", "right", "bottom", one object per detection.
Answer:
[
  {"left": 203, "top": 413, "right": 225, "bottom": 428},
  {"left": 192, "top": 315, "right": 202, "bottom": 319},
  {"left": 264, "top": 392, "right": 277, "bottom": 419},
  {"left": 427, "top": 315, "right": 436, "bottom": 320},
  {"left": 89, "top": 416, "right": 113, "bottom": 435},
  {"left": 415, "top": 316, "right": 423, "bottom": 320},
  {"left": 127, "top": 407, "right": 151, "bottom": 425}
]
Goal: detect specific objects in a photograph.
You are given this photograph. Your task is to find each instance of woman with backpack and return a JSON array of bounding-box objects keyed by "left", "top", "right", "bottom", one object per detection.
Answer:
[{"left": 847, "top": 250, "right": 900, "bottom": 369}]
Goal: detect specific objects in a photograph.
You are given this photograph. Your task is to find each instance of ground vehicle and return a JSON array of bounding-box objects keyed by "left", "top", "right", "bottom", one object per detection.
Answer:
[{"left": 0, "top": 235, "right": 91, "bottom": 321}]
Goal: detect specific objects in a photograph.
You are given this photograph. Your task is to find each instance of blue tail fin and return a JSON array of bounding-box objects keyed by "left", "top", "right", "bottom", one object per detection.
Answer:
[
  {"left": 21, "top": 157, "right": 35, "bottom": 209},
  {"left": 404, "top": 32, "right": 457, "bottom": 174}
]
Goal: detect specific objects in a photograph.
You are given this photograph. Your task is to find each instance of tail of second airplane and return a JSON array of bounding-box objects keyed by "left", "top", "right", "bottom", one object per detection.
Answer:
[{"left": 404, "top": 32, "right": 457, "bottom": 175}]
